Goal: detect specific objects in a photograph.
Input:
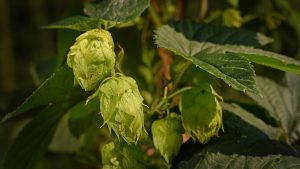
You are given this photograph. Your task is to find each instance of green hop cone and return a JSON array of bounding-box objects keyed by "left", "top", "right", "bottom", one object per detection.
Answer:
[
  {"left": 67, "top": 29, "right": 115, "bottom": 91},
  {"left": 151, "top": 114, "right": 184, "bottom": 163},
  {"left": 179, "top": 84, "right": 223, "bottom": 144},
  {"left": 101, "top": 141, "right": 146, "bottom": 169},
  {"left": 89, "top": 74, "right": 145, "bottom": 144}
]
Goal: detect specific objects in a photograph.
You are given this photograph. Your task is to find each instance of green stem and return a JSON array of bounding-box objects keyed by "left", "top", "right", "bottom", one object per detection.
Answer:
[
  {"left": 173, "top": 61, "right": 191, "bottom": 90},
  {"left": 149, "top": 86, "right": 193, "bottom": 115},
  {"left": 149, "top": 4, "right": 162, "bottom": 27},
  {"left": 167, "top": 86, "right": 192, "bottom": 99}
]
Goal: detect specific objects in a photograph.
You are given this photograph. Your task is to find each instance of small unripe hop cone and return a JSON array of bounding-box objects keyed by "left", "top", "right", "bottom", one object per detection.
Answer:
[
  {"left": 88, "top": 75, "right": 145, "bottom": 144},
  {"left": 152, "top": 115, "right": 184, "bottom": 163},
  {"left": 180, "top": 84, "right": 223, "bottom": 144},
  {"left": 67, "top": 29, "right": 115, "bottom": 91}
]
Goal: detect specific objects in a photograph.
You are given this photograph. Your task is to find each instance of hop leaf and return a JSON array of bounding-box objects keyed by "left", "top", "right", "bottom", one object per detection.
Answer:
[
  {"left": 67, "top": 29, "right": 115, "bottom": 91},
  {"left": 151, "top": 114, "right": 184, "bottom": 163},
  {"left": 179, "top": 84, "right": 223, "bottom": 143},
  {"left": 89, "top": 74, "right": 145, "bottom": 144},
  {"left": 101, "top": 141, "right": 146, "bottom": 169}
]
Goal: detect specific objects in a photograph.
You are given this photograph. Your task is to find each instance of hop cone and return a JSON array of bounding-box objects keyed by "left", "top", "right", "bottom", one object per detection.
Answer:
[
  {"left": 90, "top": 75, "right": 145, "bottom": 144},
  {"left": 180, "top": 84, "right": 223, "bottom": 143},
  {"left": 67, "top": 29, "right": 115, "bottom": 91},
  {"left": 151, "top": 115, "right": 184, "bottom": 163}
]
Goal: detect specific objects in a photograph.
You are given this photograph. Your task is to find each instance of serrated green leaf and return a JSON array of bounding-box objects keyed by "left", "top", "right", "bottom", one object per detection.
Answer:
[
  {"left": 1, "top": 66, "right": 88, "bottom": 123},
  {"left": 194, "top": 153, "right": 300, "bottom": 169},
  {"left": 155, "top": 25, "right": 258, "bottom": 95},
  {"left": 248, "top": 76, "right": 293, "bottom": 135},
  {"left": 3, "top": 104, "right": 69, "bottom": 169},
  {"left": 221, "top": 102, "right": 280, "bottom": 139},
  {"left": 225, "top": 46, "right": 300, "bottom": 75},
  {"left": 83, "top": 0, "right": 149, "bottom": 28},
  {"left": 249, "top": 75, "right": 300, "bottom": 141},
  {"left": 156, "top": 22, "right": 300, "bottom": 77},
  {"left": 170, "top": 21, "right": 272, "bottom": 47},
  {"left": 42, "top": 16, "right": 102, "bottom": 31},
  {"left": 172, "top": 112, "right": 300, "bottom": 169},
  {"left": 286, "top": 73, "right": 300, "bottom": 114},
  {"left": 286, "top": 73, "right": 300, "bottom": 141}
]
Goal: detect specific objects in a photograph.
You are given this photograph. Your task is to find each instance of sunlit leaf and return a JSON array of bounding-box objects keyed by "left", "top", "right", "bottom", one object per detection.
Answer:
[{"left": 155, "top": 25, "right": 258, "bottom": 95}]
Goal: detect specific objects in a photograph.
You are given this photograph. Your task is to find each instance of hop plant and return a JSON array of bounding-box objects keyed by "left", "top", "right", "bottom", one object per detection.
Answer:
[
  {"left": 67, "top": 29, "right": 115, "bottom": 91},
  {"left": 89, "top": 74, "right": 145, "bottom": 144},
  {"left": 101, "top": 141, "right": 146, "bottom": 169},
  {"left": 179, "top": 84, "right": 223, "bottom": 144},
  {"left": 151, "top": 114, "right": 184, "bottom": 163}
]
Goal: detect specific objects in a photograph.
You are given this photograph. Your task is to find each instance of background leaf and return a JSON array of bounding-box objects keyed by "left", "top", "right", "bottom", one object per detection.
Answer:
[
  {"left": 44, "top": 0, "right": 150, "bottom": 30},
  {"left": 221, "top": 102, "right": 280, "bottom": 139},
  {"left": 286, "top": 73, "right": 300, "bottom": 141},
  {"left": 68, "top": 100, "right": 100, "bottom": 138},
  {"left": 185, "top": 153, "right": 300, "bottom": 169},
  {"left": 172, "top": 112, "right": 300, "bottom": 169},
  {"left": 154, "top": 25, "right": 258, "bottom": 95},
  {"left": 1, "top": 66, "right": 88, "bottom": 123},
  {"left": 249, "top": 75, "right": 300, "bottom": 142},
  {"left": 84, "top": 0, "right": 150, "bottom": 22},
  {"left": 286, "top": 73, "right": 300, "bottom": 115},
  {"left": 3, "top": 104, "right": 70, "bottom": 169},
  {"left": 170, "top": 20, "right": 273, "bottom": 47},
  {"left": 42, "top": 16, "right": 102, "bottom": 31},
  {"left": 48, "top": 113, "right": 82, "bottom": 153},
  {"left": 248, "top": 76, "right": 293, "bottom": 137}
]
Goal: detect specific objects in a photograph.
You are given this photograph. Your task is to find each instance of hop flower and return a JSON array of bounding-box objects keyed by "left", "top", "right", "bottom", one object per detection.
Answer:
[
  {"left": 67, "top": 29, "right": 115, "bottom": 91},
  {"left": 101, "top": 141, "right": 146, "bottom": 169},
  {"left": 179, "top": 84, "right": 223, "bottom": 144},
  {"left": 151, "top": 114, "right": 184, "bottom": 163},
  {"left": 89, "top": 74, "right": 145, "bottom": 144}
]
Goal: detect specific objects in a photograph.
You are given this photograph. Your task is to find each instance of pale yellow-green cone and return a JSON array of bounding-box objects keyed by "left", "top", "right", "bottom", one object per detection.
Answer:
[
  {"left": 67, "top": 29, "right": 115, "bottom": 91},
  {"left": 89, "top": 74, "right": 145, "bottom": 144},
  {"left": 179, "top": 84, "right": 223, "bottom": 144},
  {"left": 151, "top": 114, "right": 184, "bottom": 163}
]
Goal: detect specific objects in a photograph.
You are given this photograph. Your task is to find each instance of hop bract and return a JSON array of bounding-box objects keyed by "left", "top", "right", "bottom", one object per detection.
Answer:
[
  {"left": 179, "top": 84, "right": 223, "bottom": 144},
  {"left": 67, "top": 29, "right": 115, "bottom": 91},
  {"left": 151, "top": 115, "right": 184, "bottom": 163},
  {"left": 90, "top": 75, "right": 144, "bottom": 144}
]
